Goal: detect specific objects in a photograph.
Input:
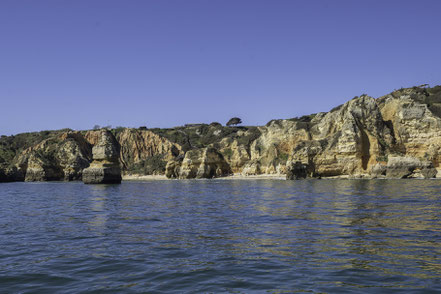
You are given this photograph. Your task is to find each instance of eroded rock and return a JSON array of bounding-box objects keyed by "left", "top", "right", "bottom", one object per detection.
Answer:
[
  {"left": 13, "top": 132, "right": 91, "bottom": 181},
  {"left": 82, "top": 130, "right": 122, "bottom": 184},
  {"left": 386, "top": 156, "right": 437, "bottom": 178},
  {"left": 165, "top": 147, "right": 231, "bottom": 179},
  {"left": 165, "top": 157, "right": 183, "bottom": 179},
  {"left": 370, "top": 163, "right": 387, "bottom": 178},
  {"left": 286, "top": 161, "right": 308, "bottom": 180},
  {"left": 2, "top": 85, "right": 441, "bottom": 181},
  {"left": 116, "top": 128, "right": 181, "bottom": 174}
]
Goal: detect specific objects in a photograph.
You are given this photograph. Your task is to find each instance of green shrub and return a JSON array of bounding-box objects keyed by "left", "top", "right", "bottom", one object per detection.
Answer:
[
  {"left": 112, "top": 127, "right": 126, "bottom": 138},
  {"left": 376, "top": 155, "right": 388, "bottom": 162},
  {"left": 222, "top": 148, "right": 233, "bottom": 157},
  {"left": 127, "top": 155, "right": 167, "bottom": 175},
  {"left": 278, "top": 152, "right": 289, "bottom": 163}
]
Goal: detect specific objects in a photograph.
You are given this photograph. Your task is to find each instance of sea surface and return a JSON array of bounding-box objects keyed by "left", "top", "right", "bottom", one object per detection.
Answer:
[{"left": 1, "top": 179, "right": 441, "bottom": 293}]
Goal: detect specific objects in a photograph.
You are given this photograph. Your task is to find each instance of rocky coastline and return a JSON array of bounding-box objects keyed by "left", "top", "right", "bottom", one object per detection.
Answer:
[{"left": 1, "top": 85, "right": 441, "bottom": 183}]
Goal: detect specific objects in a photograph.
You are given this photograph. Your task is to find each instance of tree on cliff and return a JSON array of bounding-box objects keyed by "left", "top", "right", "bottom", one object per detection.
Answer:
[{"left": 226, "top": 117, "right": 242, "bottom": 126}]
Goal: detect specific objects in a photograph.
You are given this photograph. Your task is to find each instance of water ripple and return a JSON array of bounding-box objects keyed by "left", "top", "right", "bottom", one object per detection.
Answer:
[{"left": 1, "top": 179, "right": 441, "bottom": 292}]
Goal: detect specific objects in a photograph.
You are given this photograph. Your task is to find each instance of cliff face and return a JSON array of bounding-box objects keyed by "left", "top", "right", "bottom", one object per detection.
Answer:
[
  {"left": 291, "top": 95, "right": 392, "bottom": 177},
  {"left": 235, "top": 95, "right": 391, "bottom": 178},
  {"left": 165, "top": 147, "right": 231, "bottom": 179},
  {"left": 15, "top": 132, "right": 91, "bottom": 181},
  {"left": 82, "top": 130, "right": 121, "bottom": 184},
  {"left": 1, "top": 85, "right": 441, "bottom": 182},
  {"left": 116, "top": 128, "right": 181, "bottom": 175},
  {"left": 377, "top": 86, "right": 441, "bottom": 168},
  {"left": 0, "top": 128, "right": 184, "bottom": 181}
]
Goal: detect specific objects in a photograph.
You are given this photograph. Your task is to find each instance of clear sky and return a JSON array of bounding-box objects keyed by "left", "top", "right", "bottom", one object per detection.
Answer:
[{"left": 1, "top": 0, "right": 441, "bottom": 135}]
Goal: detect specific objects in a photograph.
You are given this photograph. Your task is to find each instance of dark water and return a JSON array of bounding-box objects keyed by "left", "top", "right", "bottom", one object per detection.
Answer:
[{"left": 1, "top": 180, "right": 441, "bottom": 293}]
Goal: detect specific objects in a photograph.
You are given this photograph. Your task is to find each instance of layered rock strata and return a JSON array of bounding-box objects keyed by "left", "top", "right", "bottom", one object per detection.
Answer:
[
  {"left": 165, "top": 147, "right": 231, "bottom": 179},
  {"left": 385, "top": 156, "right": 437, "bottom": 179},
  {"left": 14, "top": 132, "right": 91, "bottom": 181},
  {"left": 82, "top": 130, "right": 122, "bottom": 184},
  {"left": 1, "top": 85, "right": 441, "bottom": 181}
]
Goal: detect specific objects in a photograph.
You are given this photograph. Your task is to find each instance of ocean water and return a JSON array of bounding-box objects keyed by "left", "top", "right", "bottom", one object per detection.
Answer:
[{"left": 1, "top": 179, "right": 441, "bottom": 293}]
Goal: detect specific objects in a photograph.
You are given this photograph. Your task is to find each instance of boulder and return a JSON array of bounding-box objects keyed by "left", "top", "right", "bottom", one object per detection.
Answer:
[{"left": 386, "top": 156, "right": 437, "bottom": 178}]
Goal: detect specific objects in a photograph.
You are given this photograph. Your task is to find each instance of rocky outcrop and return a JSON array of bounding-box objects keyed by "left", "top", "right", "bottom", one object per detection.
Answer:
[
  {"left": 56, "top": 136, "right": 92, "bottom": 180},
  {"left": 116, "top": 128, "right": 181, "bottom": 175},
  {"left": 2, "top": 128, "right": 183, "bottom": 181},
  {"left": 370, "top": 163, "right": 387, "bottom": 178},
  {"left": 247, "top": 119, "right": 310, "bottom": 175},
  {"left": 165, "top": 157, "right": 183, "bottom": 179},
  {"left": 83, "top": 130, "right": 102, "bottom": 146},
  {"left": 377, "top": 86, "right": 441, "bottom": 171},
  {"left": 194, "top": 148, "right": 231, "bottom": 179},
  {"left": 386, "top": 156, "right": 437, "bottom": 179},
  {"left": 218, "top": 138, "right": 252, "bottom": 173},
  {"left": 82, "top": 130, "right": 122, "bottom": 184},
  {"left": 165, "top": 147, "right": 231, "bottom": 179},
  {"left": 24, "top": 153, "right": 64, "bottom": 181},
  {"left": 302, "top": 95, "right": 393, "bottom": 177},
  {"left": 250, "top": 95, "right": 392, "bottom": 178},
  {"left": 13, "top": 132, "right": 91, "bottom": 181},
  {"left": 2, "top": 85, "right": 441, "bottom": 182}
]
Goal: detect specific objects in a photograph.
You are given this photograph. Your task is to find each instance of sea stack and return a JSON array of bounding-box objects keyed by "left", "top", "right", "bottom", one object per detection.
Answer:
[{"left": 82, "top": 130, "right": 122, "bottom": 184}]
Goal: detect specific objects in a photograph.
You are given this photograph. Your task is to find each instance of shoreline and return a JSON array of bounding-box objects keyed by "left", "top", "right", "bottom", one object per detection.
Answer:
[
  {"left": 2, "top": 174, "right": 441, "bottom": 183},
  {"left": 122, "top": 175, "right": 168, "bottom": 181},
  {"left": 122, "top": 174, "right": 286, "bottom": 181},
  {"left": 121, "top": 173, "right": 441, "bottom": 181}
]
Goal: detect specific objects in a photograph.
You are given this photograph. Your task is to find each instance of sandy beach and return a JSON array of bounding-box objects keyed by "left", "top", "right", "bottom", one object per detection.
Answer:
[{"left": 122, "top": 174, "right": 286, "bottom": 181}]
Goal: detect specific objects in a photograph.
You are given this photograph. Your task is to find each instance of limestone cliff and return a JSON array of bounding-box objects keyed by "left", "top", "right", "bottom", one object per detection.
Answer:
[
  {"left": 377, "top": 86, "right": 441, "bottom": 170},
  {"left": 291, "top": 95, "right": 392, "bottom": 177},
  {"left": 116, "top": 128, "right": 181, "bottom": 175},
  {"left": 1, "top": 85, "right": 441, "bottom": 182},
  {"left": 82, "top": 130, "right": 121, "bottom": 184},
  {"left": 15, "top": 132, "right": 91, "bottom": 181},
  {"left": 165, "top": 147, "right": 231, "bottom": 179},
  {"left": 236, "top": 94, "right": 392, "bottom": 178}
]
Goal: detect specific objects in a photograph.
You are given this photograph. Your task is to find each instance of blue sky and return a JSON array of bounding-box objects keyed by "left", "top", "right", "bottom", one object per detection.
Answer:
[{"left": 1, "top": 0, "right": 441, "bottom": 135}]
